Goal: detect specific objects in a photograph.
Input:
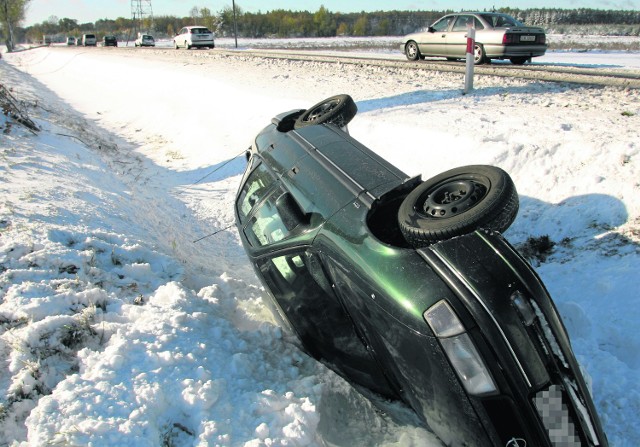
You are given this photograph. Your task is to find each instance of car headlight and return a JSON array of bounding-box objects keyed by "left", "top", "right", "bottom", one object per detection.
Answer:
[{"left": 424, "top": 300, "right": 498, "bottom": 396}]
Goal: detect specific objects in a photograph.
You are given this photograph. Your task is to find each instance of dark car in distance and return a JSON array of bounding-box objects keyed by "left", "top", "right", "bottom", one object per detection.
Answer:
[
  {"left": 102, "top": 35, "right": 118, "bottom": 47},
  {"left": 235, "top": 95, "right": 608, "bottom": 446}
]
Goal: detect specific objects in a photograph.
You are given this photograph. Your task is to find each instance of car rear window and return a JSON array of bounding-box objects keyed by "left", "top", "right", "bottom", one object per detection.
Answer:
[
  {"left": 481, "top": 14, "right": 522, "bottom": 28},
  {"left": 85, "top": 34, "right": 95, "bottom": 39},
  {"left": 191, "top": 28, "right": 211, "bottom": 34}
]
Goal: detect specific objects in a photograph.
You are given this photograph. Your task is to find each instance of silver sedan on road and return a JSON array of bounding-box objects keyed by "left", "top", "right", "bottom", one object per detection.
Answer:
[{"left": 402, "top": 12, "right": 547, "bottom": 65}]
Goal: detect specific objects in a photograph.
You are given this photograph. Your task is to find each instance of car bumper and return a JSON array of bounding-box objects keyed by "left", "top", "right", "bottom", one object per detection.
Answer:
[
  {"left": 191, "top": 41, "right": 214, "bottom": 47},
  {"left": 486, "top": 44, "right": 547, "bottom": 59}
]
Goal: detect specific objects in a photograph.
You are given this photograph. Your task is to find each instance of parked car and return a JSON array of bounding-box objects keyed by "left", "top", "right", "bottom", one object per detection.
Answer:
[
  {"left": 102, "top": 35, "right": 117, "bottom": 47},
  {"left": 173, "top": 26, "right": 214, "bottom": 49},
  {"left": 235, "top": 94, "right": 609, "bottom": 446},
  {"left": 66, "top": 36, "right": 76, "bottom": 46},
  {"left": 402, "top": 12, "right": 547, "bottom": 65},
  {"left": 81, "top": 34, "right": 97, "bottom": 47},
  {"left": 134, "top": 33, "right": 155, "bottom": 47}
]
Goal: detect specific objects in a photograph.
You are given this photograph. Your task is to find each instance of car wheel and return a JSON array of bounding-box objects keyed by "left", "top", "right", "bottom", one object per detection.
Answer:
[
  {"left": 405, "top": 41, "right": 421, "bottom": 61},
  {"left": 174, "top": 41, "right": 179, "bottom": 49},
  {"left": 294, "top": 94, "right": 358, "bottom": 129},
  {"left": 398, "top": 165, "right": 519, "bottom": 247},
  {"left": 473, "top": 44, "right": 486, "bottom": 65},
  {"left": 510, "top": 57, "right": 528, "bottom": 65},
  {"left": 185, "top": 41, "right": 191, "bottom": 50}
]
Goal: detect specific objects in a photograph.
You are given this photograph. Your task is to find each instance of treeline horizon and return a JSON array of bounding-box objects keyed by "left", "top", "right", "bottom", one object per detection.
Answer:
[{"left": 18, "top": 6, "right": 640, "bottom": 43}]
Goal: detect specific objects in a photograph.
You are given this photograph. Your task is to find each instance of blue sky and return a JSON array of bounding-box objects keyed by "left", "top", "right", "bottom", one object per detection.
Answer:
[{"left": 25, "top": 0, "right": 640, "bottom": 26}]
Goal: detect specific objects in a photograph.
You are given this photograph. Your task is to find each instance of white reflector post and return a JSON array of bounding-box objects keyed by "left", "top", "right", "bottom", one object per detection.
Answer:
[{"left": 464, "top": 26, "right": 476, "bottom": 94}]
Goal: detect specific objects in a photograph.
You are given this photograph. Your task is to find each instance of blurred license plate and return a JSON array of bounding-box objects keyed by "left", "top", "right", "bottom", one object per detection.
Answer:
[{"left": 520, "top": 35, "right": 536, "bottom": 42}]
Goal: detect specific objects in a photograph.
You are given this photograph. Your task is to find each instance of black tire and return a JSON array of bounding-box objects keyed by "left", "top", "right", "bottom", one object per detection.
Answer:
[
  {"left": 398, "top": 165, "right": 519, "bottom": 247},
  {"left": 474, "top": 44, "right": 486, "bottom": 65},
  {"left": 405, "top": 41, "right": 421, "bottom": 61},
  {"left": 294, "top": 94, "right": 357, "bottom": 129},
  {"left": 510, "top": 57, "right": 528, "bottom": 65}
]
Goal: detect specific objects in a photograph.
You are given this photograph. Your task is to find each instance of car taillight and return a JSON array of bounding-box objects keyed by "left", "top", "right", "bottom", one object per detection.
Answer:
[
  {"left": 424, "top": 300, "right": 498, "bottom": 396},
  {"left": 502, "top": 34, "right": 515, "bottom": 45}
]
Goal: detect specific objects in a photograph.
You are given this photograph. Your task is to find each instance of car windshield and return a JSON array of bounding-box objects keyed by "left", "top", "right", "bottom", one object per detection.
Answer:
[
  {"left": 481, "top": 14, "right": 523, "bottom": 28},
  {"left": 191, "top": 28, "right": 211, "bottom": 34}
]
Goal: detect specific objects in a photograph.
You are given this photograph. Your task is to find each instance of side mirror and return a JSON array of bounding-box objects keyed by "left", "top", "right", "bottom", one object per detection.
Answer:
[{"left": 428, "top": 26, "right": 435, "bottom": 33}]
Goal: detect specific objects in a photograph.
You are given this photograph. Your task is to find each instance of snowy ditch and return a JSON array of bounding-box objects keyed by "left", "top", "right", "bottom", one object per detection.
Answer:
[{"left": 1, "top": 45, "right": 639, "bottom": 446}]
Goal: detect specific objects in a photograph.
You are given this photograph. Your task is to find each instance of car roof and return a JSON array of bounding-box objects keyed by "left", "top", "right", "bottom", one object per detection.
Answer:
[{"left": 456, "top": 11, "right": 508, "bottom": 15}]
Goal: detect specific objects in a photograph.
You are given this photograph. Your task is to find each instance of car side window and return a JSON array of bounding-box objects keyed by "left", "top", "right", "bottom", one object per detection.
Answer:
[
  {"left": 245, "top": 186, "right": 291, "bottom": 247},
  {"left": 236, "top": 162, "right": 274, "bottom": 224},
  {"left": 474, "top": 17, "right": 485, "bottom": 30},
  {"left": 452, "top": 16, "right": 473, "bottom": 32},
  {"left": 431, "top": 16, "right": 452, "bottom": 32}
]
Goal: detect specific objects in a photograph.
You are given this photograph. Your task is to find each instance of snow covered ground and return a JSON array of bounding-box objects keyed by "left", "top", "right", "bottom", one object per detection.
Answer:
[{"left": 1, "top": 42, "right": 639, "bottom": 446}]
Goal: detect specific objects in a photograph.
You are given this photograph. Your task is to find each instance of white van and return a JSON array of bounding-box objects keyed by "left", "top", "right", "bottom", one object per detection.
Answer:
[{"left": 82, "top": 34, "right": 97, "bottom": 46}]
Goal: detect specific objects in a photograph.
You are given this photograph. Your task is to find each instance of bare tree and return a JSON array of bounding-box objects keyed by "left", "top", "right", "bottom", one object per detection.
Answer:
[
  {"left": 189, "top": 6, "right": 200, "bottom": 24},
  {"left": 1, "top": 0, "right": 30, "bottom": 52}
]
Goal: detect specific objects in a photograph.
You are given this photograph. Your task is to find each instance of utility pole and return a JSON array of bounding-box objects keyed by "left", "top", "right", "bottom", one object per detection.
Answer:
[{"left": 232, "top": 0, "right": 238, "bottom": 48}]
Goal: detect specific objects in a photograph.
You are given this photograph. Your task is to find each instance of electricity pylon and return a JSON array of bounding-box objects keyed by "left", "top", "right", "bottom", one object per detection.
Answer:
[{"left": 131, "top": 0, "right": 154, "bottom": 35}]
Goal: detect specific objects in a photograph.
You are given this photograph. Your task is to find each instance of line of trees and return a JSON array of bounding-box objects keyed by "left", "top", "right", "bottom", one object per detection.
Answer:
[{"left": 4, "top": 4, "right": 640, "bottom": 49}]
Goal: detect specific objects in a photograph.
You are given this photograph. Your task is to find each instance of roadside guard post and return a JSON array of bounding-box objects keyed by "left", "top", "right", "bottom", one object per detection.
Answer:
[{"left": 464, "top": 25, "right": 476, "bottom": 94}]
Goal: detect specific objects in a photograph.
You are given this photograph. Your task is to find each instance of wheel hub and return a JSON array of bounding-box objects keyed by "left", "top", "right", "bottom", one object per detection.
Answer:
[
  {"left": 306, "top": 100, "right": 339, "bottom": 121},
  {"left": 421, "top": 180, "right": 486, "bottom": 218}
]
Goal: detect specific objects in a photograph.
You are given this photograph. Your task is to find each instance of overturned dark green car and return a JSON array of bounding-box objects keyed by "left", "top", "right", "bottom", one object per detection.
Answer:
[{"left": 235, "top": 95, "right": 608, "bottom": 447}]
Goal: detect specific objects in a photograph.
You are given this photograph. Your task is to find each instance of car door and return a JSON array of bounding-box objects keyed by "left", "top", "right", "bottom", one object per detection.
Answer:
[
  {"left": 445, "top": 15, "right": 483, "bottom": 58},
  {"left": 418, "top": 15, "right": 454, "bottom": 56},
  {"left": 255, "top": 249, "right": 397, "bottom": 398}
]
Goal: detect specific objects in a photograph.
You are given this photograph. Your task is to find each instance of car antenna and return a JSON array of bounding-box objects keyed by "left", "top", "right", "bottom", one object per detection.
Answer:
[
  {"left": 191, "top": 148, "right": 247, "bottom": 242},
  {"left": 193, "top": 148, "right": 247, "bottom": 184},
  {"left": 193, "top": 223, "right": 235, "bottom": 243}
]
